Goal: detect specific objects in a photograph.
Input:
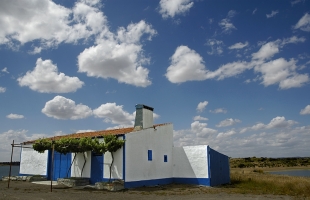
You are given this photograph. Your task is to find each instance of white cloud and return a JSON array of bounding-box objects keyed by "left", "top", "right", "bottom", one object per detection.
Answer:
[
  {"left": 246, "top": 116, "right": 297, "bottom": 131},
  {"left": 229, "top": 42, "right": 248, "bottom": 50},
  {"left": 6, "top": 113, "right": 24, "bottom": 119},
  {"left": 166, "top": 37, "right": 308, "bottom": 89},
  {"left": 216, "top": 118, "right": 241, "bottom": 127},
  {"left": 159, "top": 0, "right": 194, "bottom": 19},
  {"left": 206, "top": 61, "right": 251, "bottom": 80},
  {"left": 0, "top": 87, "right": 6, "bottom": 93},
  {"left": 0, "top": 129, "right": 56, "bottom": 160},
  {"left": 18, "top": 58, "right": 84, "bottom": 93},
  {"left": 205, "top": 39, "right": 224, "bottom": 55},
  {"left": 254, "top": 58, "right": 309, "bottom": 89},
  {"left": 165, "top": 45, "right": 209, "bottom": 83},
  {"left": 210, "top": 108, "right": 227, "bottom": 114},
  {"left": 294, "top": 13, "right": 310, "bottom": 32},
  {"left": 76, "top": 130, "right": 96, "bottom": 133},
  {"left": 217, "top": 129, "right": 237, "bottom": 138},
  {"left": 252, "top": 8, "right": 257, "bottom": 15},
  {"left": 93, "top": 103, "right": 135, "bottom": 126},
  {"left": 42, "top": 96, "right": 92, "bottom": 120},
  {"left": 174, "top": 118, "right": 308, "bottom": 158},
  {"left": 266, "top": 10, "right": 279, "bottom": 18},
  {"left": 78, "top": 20, "right": 156, "bottom": 87},
  {"left": 219, "top": 10, "right": 237, "bottom": 33},
  {"left": 1, "top": 67, "right": 9, "bottom": 73},
  {"left": 0, "top": 0, "right": 107, "bottom": 51},
  {"left": 193, "top": 115, "right": 208, "bottom": 121},
  {"left": 252, "top": 41, "right": 279, "bottom": 61},
  {"left": 191, "top": 121, "right": 217, "bottom": 137},
  {"left": 300, "top": 105, "right": 310, "bottom": 115},
  {"left": 196, "top": 101, "right": 208, "bottom": 113}
]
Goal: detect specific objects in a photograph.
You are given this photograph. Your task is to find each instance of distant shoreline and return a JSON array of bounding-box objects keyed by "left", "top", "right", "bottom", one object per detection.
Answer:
[{"left": 231, "top": 166, "right": 310, "bottom": 173}]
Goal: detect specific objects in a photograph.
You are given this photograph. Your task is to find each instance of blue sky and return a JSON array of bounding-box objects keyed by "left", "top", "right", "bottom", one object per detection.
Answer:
[{"left": 1, "top": 0, "right": 310, "bottom": 161}]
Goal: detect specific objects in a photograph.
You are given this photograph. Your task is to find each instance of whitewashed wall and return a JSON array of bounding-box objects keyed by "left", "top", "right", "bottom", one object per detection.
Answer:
[
  {"left": 20, "top": 145, "right": 48, "bottom": 175},
  {"left": 71, "top": 151, "right": 91, "bottom": 177},
  {"left": 103, "top": 148, "right": 123, "bottom": 180},
  {"left": 125, "top": 124, "right": 173, "bottom": 182},
  {"left": 173, "top": 145, "right": 209, "bottom": 179}
]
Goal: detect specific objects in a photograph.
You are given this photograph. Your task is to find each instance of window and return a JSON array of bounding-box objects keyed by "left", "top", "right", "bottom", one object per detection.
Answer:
[
  {"left": 164, "top": 155, "right": 168, "bottom": 162},
  {"left": 148, "top": 150, "right": 152, "bottom": 161}
]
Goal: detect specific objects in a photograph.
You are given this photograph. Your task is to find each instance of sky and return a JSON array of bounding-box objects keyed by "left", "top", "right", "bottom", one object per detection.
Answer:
[{"left": 1, "top": 0, "right": 310, "bottom": 161}]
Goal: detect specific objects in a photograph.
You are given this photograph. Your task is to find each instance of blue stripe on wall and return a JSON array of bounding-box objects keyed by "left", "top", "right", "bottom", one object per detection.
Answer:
[
  {"left": 124, "top": 178, "right": 174, "bottom": 188},
  {"left": 124, "top": 178, "right": 211, "bottom": 188},
  {"left": 173, "top": 178, "right": 210, "bottom": 186},
  {"left": 123, "top": 135, "right": 125, "bottom": 181}
]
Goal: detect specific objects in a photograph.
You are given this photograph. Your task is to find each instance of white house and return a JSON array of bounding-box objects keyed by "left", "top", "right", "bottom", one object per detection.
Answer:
[{"left": 19, "top": 104, "right": 230, "bottom": 188}]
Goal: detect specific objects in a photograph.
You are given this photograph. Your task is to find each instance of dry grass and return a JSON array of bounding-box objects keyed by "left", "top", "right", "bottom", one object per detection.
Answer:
[{"left": 223, "top": 171, "right": 310, "bottom": 198}]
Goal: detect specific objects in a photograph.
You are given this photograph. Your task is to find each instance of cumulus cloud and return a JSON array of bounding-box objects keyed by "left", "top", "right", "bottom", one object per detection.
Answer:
[
  {"left": 0, "top": 87, "right": 6, "bottom": 93},
  {"left": 42, "top": 96, "right": 92, "bottom": 120},
  {"left": 78, "top": 20, "right": 156, "bottom": 87},
  {"left": 0, "top": 0, "right": 107, "bottom": 52},
  {"left": 165, "top": 46, "right": 209, "bottom": 83},
  {"left": 266, "top": 10, "right": 279, "bottom": 18},
  {"left": 205, "top": 39, "right": 224, "bottom": 55},
  {"left": 174, "top": 117, "right": 308, "bottom": 158},
  {"left": 252, "top": 41, "right": 279, "bottom": 60},
  {"left": 243, "top": 116, "right": 297, "bottom": 131},
  {"left": 0, "top": 129, "right": 56, "bottom": 160},
  {"left": 210, "top": 108, "right": 227, "bottom": 114},
  {"left": 228, "top": 42, "right": 248, "bottom": 50},
  {"left": 196, "top": 101, "right": 208, "bottom": 113},
  {"left": 93, "top": 103, "right": 135, "bottom": 126},
  {"left": 216, "top": 118, "right": 241, "bottom": 127},
  {"left": 217, "top": 129, "right": 237, "bottom": 138},
  {"left": 300, "top": 105, "right": 310, "bottom": 115},
  {"left": 254, "top": 58, "right": 309, "bottom": 89},
  {"left": 18, "top": 58, "right": 84, "bottom": 93},
  {"left": 193, "top": 115, "right": 208, "bottom": 121},
  {"left": 159, "top": 0, "right": 194, "bottom": 19},
  {"left": 294, "top": 13, "right": 310, "bottom": 32},
  {"left": 166, "top": 37, "right": 308, "bottom": 89},
  {"left": 6, "top": 113, "right": 24, "bottom": 119},
  {"left": 219, "top": 10, "right": 237, "bottom": 33},
  {"left": 191, "top": 121, "right": 217, "bottom": 137}
]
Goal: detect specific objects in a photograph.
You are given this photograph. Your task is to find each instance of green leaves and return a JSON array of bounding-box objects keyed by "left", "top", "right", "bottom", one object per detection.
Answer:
[
  {"left": 32, "top": 135, "right": 124, "bottom": 155},
  {"left": 33, "top": 138, "right": 52, "bottom": 153}
]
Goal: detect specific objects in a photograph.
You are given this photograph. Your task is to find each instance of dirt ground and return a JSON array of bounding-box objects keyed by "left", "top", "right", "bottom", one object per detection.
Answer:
[{"left": 0, "top": 181, "right": 295, "bottom": 200}]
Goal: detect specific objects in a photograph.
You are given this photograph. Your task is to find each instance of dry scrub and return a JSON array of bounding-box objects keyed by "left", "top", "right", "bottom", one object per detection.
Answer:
[{"left": 224, "top": 171, "right": 310, "bottom": 198}]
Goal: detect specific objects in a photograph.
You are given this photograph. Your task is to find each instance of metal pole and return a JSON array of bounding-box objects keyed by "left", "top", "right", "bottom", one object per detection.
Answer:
[
  {"left": 51, "top": 143, "right": 55, "bottom": 192},
  {"left": 8, "top": 140, "right": 14, "bottom": 188}
]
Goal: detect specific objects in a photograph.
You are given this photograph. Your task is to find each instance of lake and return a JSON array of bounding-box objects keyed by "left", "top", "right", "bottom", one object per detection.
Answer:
[
  {"left": 0, "top": 166, "right": 20, "bottom": 178},
  {"left": 269, "top": 170, "right": 310, "bottom": 177}
]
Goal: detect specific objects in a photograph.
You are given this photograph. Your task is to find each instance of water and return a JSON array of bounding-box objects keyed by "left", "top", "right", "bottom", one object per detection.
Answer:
[
  {"left": 0, "top": 166, "right": 20, "bottom": 178},
  {"left": 269, "top": 170, "right": 310, "bottom": 177}
]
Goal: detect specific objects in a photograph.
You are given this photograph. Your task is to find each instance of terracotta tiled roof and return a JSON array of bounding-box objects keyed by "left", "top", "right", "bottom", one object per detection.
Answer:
[{"left": 22, "top": 123, "right": 170, "bottom": 144}]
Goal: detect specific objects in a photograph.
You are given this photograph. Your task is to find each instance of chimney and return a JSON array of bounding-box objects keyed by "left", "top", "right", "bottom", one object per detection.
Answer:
[{"left": 134, "top": 104, "right": 154, "bottom": 130}]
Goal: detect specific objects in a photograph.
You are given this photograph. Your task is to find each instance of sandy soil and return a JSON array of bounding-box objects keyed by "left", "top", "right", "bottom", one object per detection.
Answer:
[{"left": 0, "top": 181, "right": 295, "bottom": 200}]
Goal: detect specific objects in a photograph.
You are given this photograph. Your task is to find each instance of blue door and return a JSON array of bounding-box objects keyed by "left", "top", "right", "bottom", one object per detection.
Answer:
[
  {"left": 53, "top": 151, "right": 71, "bottom": 180},
  {"left": 90, "top": 152, "right": 103, "bottom": 184}
]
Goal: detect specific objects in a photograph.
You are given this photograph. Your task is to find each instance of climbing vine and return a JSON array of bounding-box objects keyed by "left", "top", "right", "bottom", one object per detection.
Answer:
[
  {"left": 32, "top": 135, "right": 122, "bottom": 155},
  {"left": 33, "top": 134, "right": 124, "bottom": 180}
]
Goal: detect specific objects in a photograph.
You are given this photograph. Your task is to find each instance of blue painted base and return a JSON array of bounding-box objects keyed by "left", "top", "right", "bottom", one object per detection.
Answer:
[
  {"left": 124, "top": 178, "right": 173, "bottom": 188},
  {"left": 173, "top": 178, "right": 210, "bottom": 186},
  {"left": 124, "top": 177, "right": 211, "bottom": 188}
]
